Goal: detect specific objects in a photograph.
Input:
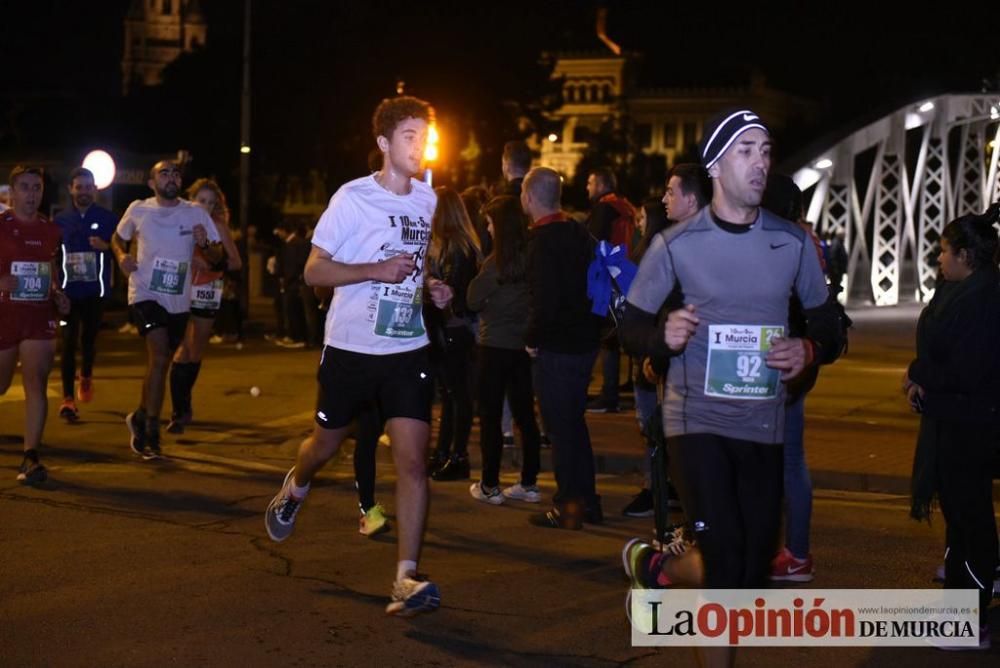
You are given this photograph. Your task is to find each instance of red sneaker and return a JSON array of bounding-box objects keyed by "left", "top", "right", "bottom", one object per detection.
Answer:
[
  {"left": 77, "top": 376, "right": 94, "bottom": 403},
  {"left": 769, "top": 546, "right": 814, "bottom": 582}
]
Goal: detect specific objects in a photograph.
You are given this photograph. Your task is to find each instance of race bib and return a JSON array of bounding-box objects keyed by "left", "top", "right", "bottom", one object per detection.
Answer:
[
  {"left": 704, "top": 325, "right": 784, "bottom": 400},
  {"left": 65, "top": 251, "right": 99, "bottom": 283},
  {"left": 373, "top": 285, "right": 425, "bottom": 338},
  {"left": 149, "top": 257, "right": 187, "bottom": 296},
  {"left": 10, "top": 261, "right": 51, "bottom": 301},
  {"left": 191, "top": 279, "right": 223, "bottom": 311}
]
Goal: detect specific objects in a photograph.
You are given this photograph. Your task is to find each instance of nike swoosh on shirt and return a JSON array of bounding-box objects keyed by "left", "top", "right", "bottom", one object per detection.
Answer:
[{"left": 769, "top": 242, "right": 790, "bottom": 249}]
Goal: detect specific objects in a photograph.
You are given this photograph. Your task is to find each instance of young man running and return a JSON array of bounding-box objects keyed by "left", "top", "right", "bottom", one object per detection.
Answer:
[
  {"left": 111, "top": 160, "right": 222, "bottom": 459},
  {"left": 265, "top": 96, "right": 452, "bottom": 617},
  {"left": 0, "top": 166, "right": 70, "bottom": 482}
]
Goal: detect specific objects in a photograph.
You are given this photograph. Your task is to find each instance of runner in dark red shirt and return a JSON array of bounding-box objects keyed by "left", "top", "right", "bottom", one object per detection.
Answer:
[{"left": 0, "top": 166, "right": 69, "bottom": 484}]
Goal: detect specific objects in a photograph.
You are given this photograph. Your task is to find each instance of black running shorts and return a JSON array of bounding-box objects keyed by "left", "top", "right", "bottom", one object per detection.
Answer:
[
  {"left": 314, "top": 345, "right": 433, "bottom": 429},
  {"left": 130, "top": 300, "right": 190, "bottom": 351}
]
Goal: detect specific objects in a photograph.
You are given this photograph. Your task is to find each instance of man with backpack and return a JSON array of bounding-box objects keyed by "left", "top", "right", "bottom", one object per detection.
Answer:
[{"left": 585, "top": 167, "right": 636, "bottom": 414}]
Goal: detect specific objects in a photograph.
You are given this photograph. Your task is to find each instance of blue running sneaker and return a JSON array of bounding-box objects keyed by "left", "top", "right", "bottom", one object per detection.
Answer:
[{"left": 385, "top": 575, "right": 440, "bottom": 617}]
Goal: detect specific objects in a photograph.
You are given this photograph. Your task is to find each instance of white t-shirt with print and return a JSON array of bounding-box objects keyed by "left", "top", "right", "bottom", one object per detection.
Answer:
[
  {"left": 311, "top": 175, "right": 436, "bottom": 355},
  {"left": 116, "top": 197, "right": 220, "bottom": 314}
]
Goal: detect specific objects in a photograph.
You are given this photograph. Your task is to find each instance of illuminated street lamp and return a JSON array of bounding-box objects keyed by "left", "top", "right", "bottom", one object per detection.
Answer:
[
  {"left": 82, "top": 150, "right": 116, "bottom": 189},
  {"left": 424, "top": 123, "right": 440, "bottom": 185}
]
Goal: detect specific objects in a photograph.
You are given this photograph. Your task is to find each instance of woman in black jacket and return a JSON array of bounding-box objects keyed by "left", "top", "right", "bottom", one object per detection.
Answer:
[
  {"left": 426, "top": 187, "right": 482, "bottom": 480},
  {"left": 467, "top": 196, "right": 543, "bottom": 504},
  {"left": 906, "top": 203, "right": 1000, "bottom": 647}
]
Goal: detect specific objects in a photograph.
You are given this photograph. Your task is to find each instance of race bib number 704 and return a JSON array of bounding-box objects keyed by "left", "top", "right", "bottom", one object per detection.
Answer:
[
  {"left": 10, "top": 261, "right": 51, "bottom": 301},
  {"left": 704, "top": 325, "right": 784, "bottom": 400}
]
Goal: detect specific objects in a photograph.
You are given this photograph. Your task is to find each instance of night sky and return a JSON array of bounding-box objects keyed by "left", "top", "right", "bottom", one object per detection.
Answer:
[{"left": 2, "top": 1, "right": 999, "bottom": 203}]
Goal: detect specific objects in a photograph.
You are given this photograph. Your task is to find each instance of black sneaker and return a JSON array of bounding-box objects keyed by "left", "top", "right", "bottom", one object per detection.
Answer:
[
  {"left": 540, "top": 434, "right": 552, "bottom": 448},
  {"left": 144, "top": 431, "right": 163, "bottom": 460},
  {"left": 622, "top": 488, "right": 655, "bottom": 517},
  {"left": 586, "top": 398, "right": 618, "bottom": 414},
  {"left": 16, "top": 454, "right": 47, "bottom": 485},
  {"left": 427, "top": 450, "right": 449, "bottom": 477},
  {"left": 584, "top": 497, "right": 604, "bottom": 524},
  {"left": 126, "top": 411, "right": 146, "bottom": 456},
  {"left": 59, "top": 399, "right": 79, "bottom": 422},
  {"left": 502, "top": 433, "right": 516, "bottom": 448},
  {"left": 431, "top": 455, "right": 470, "bottom": 481}
]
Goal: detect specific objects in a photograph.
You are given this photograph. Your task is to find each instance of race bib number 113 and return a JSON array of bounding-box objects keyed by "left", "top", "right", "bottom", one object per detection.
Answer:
[{"left": 704, "top": 325, "right": 784, "bottom": 400}]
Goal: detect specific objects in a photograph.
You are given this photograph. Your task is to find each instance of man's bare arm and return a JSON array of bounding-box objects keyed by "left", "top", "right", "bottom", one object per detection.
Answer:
[{"left": 303, "top": 245, "right": 415, "bottom": 288}]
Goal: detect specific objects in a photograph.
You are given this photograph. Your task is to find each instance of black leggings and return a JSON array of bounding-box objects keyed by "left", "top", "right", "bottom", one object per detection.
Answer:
[
  {"left": 61, "top": 296, "right": 103, "bottom": 398},
  {"left": 667, "top": 433, "right": 784, "bottom": 588},
  {"left": 434, "top": 325, "right": 475, "bottom": 458},
  {"left": 478, "top": 345, "right": 541, "bottom": 488},
  {"left": 353, "top": 404, "right": 383, "bottom": 513},
  {"left": 935, "top": 418, "right": 1000, "bottom": 624}
]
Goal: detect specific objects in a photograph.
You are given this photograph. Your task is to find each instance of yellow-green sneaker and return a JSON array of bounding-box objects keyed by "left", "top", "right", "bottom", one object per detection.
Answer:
[{"left": 359, "top": 503, "right": 390, "bottom": 537}]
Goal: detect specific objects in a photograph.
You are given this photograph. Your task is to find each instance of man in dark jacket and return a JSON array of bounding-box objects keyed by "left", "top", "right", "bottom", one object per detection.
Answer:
[
  {"left": 53, "top": 167, "right": 117, "bottom": 421},
  {"left": 522, "top": 166, "right": 602, "bottom": 529}
]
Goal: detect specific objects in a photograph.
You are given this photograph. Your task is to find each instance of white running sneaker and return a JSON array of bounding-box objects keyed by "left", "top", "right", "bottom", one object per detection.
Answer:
[
  {"left": 469, "top": 481, "right": 505, "bottom": 505},
  {"left": 502, "top": 482, "right": 541, "bottom": 503}
]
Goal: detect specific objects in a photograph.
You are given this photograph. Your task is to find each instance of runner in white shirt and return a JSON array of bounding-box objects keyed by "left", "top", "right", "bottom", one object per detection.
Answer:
[
  {"left": 111, "top": 160, "right": 222, "bottom": 460},
  {"left": 265, "top": 96, "right": 453, "bottom": 617}
]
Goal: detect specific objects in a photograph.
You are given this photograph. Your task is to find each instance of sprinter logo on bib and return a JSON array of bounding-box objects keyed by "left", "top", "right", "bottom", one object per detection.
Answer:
[{"left": 704, "top": 325, "right": 783, "bottom": 400}]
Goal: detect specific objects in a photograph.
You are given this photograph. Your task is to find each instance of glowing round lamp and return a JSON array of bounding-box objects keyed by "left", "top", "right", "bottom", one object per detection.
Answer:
[{"left": 82, "top": 150, "right": 116, "bottom": 189}]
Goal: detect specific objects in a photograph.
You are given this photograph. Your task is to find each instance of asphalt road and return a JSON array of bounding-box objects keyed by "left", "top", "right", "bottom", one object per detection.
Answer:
[{"left": 1, "top": 307, "right": 997, "bottom": 666}]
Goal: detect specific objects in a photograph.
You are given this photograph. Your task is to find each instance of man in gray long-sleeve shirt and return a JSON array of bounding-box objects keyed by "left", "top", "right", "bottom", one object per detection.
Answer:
[{"left": 620, "top": 110, "right": 843, "bottom": 658}]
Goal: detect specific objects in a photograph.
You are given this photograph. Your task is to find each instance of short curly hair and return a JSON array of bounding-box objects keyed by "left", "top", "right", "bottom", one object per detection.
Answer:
[{"left": 372, "top": 95, "right": 433, "bottom": 142}]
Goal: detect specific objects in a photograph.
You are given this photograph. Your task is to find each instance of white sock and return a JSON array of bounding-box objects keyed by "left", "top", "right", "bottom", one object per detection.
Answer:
[
  {"left": 397, "top": 560, "right": 417, "bottom": 581},
  {"left": 289, "top": 479, "right": 310, "bottom": 500}
]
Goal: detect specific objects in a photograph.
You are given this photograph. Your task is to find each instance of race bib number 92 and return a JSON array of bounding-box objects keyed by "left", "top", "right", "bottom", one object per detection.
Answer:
[{"left": 704, "top": 325, "right": 784, "bottom": 400}]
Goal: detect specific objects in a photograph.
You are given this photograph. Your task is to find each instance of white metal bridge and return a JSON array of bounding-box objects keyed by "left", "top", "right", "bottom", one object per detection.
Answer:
[{"left": 791, "top": 93, "right": 1000, "bottom": 305}]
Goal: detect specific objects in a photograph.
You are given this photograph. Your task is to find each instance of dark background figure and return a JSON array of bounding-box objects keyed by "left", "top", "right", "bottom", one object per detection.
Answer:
[
  {"left": 265, "top": 224, "right": 290, "bottom": 342},
  {"left": 907, "top": 204, "right": 1000, "bottom": 648},
  {"left": 215, "top": 223, "right": 244, "bottom": 343},
  {"left": 584, "top": 166, "right": 637, "bottom": 415},
  {"left": 426, "top": 187, "right": 483, "bottom": 481},
  {"left": 761, "top": 173, "right": 828, "bottom": 583},
  {"left": 620, "top": 196, "right": 671, "bottom": 517},
  {"left": 461, "top": 186, "right": 492, "bottom": 258},
  {"left": 275, "top": 220, "right": 310, "bottom": 348},
  {"left": 824, "top": 230, "right": 848, "bottom": 295},
  {"left": 499, "top": 140, "right": 531, "bottom": 199}
]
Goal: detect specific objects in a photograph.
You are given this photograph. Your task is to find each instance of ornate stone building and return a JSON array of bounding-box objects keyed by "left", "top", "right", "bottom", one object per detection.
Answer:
[
  {"left": 539, "top": 51, "right": 819, "bottom": 179},
  {"left": 122, "top": 0, "right": 208, "bottom": 95}
]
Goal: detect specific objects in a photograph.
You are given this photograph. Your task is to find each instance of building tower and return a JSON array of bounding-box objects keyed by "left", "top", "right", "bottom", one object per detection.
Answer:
[{"left": 122, "top": 0, "right": 208, "bottom": 95}]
